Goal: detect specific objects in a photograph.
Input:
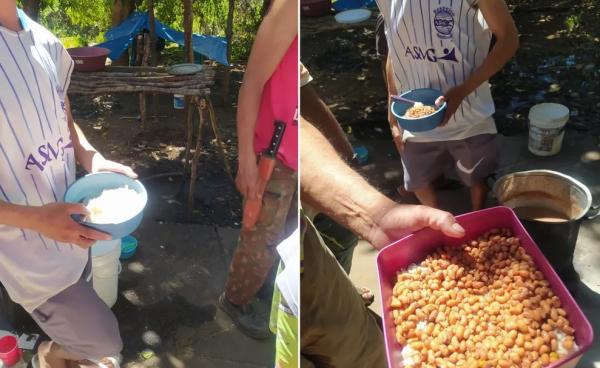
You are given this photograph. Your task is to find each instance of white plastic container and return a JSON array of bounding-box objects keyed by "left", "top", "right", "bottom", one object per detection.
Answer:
[
  {"left": 173, "top": 94, "right": 185, "bottom": 110},
  {"left": 91, "top": 239, "right": 122, "bottom": 308},
  {"left": 528, "top": 103, "right": 570, "bottom": 156}
]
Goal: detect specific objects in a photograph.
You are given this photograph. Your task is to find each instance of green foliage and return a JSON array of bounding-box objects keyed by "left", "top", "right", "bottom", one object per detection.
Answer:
[{"left": 29, "top": 0, "right": 263, "bottom": 62}]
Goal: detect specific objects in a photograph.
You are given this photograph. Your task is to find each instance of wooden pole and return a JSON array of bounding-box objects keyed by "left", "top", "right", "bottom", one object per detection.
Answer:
[
  {"left": 222, "top": 0, "right": 236, "bottom": 104},
  {"left": 182, "top": 96, "right": 194, "bottom": 178},
  {"left": 183, "top": 0, "right": 194, "bottom": 63},
  {"left": 147, "top": 0, "right": 159, "bottom": 121},
  {"left": 225, "top": 0, "right": 235, "bottom": 65},
  {"left": 188, "top": 98, "right": 205, "bottom": 221},
  {"left": 148, "top": 0, "right": 157, "bottom": 66},
  {"left": 206, "top": 98, "right": 233, "bottom": 182},
  {"left": 182, "top": 0, "right": 195, "bottom": 178}
]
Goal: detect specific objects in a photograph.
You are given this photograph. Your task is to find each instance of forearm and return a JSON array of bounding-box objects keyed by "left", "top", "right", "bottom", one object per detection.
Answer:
[
  {"left": 300, "top": 118, "right": 396, "bottom": 241},
  {"left": 66, "top": 97, "right": 102, "bottom": 172},
  {"left": 236, "top": 82, "right": 261, "bottom": 158},
  {"left": 0, "top": 200, "right": 38, "bottom": 230},
  {"left": 300, "top": 84, "right": 354, "bottom": 161},
  {"left": 461, "top": 35, "right": 518, "bottom": 95},
  {"left": 386, "top": 56, "right": 402, "bottom": 137},
  {"left": 385, "top": 55, "right": 398, "bottom": 97}
]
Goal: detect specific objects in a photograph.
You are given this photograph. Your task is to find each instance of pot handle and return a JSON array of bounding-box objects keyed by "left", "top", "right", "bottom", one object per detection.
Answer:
[{"left": 585, "top": 204, "right": 600, "bottom": 221}]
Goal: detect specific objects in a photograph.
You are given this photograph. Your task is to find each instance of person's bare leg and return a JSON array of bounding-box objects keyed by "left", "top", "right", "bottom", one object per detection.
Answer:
[
  {"left": 470, "top": 182, "right": 488, "bottom": 211},
  {"left": 414, "top": 186, "right": 439, "bottom": 208},
  {"left": 38, "top": 341, "right": 68, "bottom": 368}
]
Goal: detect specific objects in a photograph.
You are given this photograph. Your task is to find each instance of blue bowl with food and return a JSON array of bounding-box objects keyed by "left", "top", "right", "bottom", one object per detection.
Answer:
[
  {"left": 64, "top": 172, "right": 147, "bottom": 239},
  {"left": 391, "top": 88, "right": 447, "bottom": 133}
]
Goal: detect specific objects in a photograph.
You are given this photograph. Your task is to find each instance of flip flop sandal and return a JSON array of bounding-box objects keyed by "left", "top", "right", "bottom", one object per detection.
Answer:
[
  {"left": 29, "top": 354, "right": 39, "bottom": 368},
  {"left": 356, "top": 286, "right": 375, "bottom": 307}
]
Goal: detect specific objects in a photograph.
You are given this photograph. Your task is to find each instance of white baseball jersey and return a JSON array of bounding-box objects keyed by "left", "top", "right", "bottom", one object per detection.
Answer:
[
  {"left": 377, "top": 0, "right": 497, "bottom": 142},
  {"left": 0, "top": 10, "right": 87, "bottom": 312}
]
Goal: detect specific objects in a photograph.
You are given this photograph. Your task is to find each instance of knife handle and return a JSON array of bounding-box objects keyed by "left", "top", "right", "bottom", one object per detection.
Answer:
[{"left": 242, "top": 158, "right": 277, "bottom": 230}]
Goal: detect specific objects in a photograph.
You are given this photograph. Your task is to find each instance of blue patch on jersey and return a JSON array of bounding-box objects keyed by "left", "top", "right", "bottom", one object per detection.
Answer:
[{"left": 434, "top": 6, "right": 455, "bottom": 39}]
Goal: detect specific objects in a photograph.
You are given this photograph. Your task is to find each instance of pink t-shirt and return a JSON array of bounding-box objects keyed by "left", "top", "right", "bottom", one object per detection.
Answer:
[{"left": 253, "top": 36, "right": 298, "bottom": 171}]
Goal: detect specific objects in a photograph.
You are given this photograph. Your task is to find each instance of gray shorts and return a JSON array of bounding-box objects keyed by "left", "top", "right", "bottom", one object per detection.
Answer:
[
  {"left": 401, "top": 134, "right": 498, "bottom": 191},
  {"left": 30, "top": 262, "right": 122, "bottom": 361}
]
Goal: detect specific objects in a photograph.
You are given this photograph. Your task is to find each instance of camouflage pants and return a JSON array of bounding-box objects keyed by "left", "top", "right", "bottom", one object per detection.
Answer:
[{"left": 225, "top": 162, "right": 298, "bottom": 306}]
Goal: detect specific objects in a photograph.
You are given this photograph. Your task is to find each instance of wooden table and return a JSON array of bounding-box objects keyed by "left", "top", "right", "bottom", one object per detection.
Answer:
[{"left": 69, "top": 66, "right": 232, "bottom": 220}]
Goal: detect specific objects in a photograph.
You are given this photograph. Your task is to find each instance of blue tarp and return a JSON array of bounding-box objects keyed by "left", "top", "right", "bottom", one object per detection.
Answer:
[{"left": 98, "top": 11, "right": 228, "bottom": 66}]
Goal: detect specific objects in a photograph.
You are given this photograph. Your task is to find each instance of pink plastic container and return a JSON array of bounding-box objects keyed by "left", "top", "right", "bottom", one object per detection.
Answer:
[
  {"left": 0, "top": 335, "right": 21, "bottom": 366},
  {"left": 377, "top": 206, "right": 593, "bottom": 368}
]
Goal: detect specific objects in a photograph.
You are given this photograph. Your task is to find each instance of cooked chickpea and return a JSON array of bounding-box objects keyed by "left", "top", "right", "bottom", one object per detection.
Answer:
[{"left": 391, "top": 229, "right": 577, "bottom": 367}]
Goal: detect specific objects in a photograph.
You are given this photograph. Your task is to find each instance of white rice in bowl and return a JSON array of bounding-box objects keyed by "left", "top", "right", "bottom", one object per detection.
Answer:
[{"left": 86, "top": 186, "right": 145, "bottom": 224}]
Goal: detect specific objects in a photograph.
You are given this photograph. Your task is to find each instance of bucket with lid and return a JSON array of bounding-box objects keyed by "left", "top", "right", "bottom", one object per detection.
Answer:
[
  {"left": 490, "top": 170, "right": 599, "bottom": 285},
  {"left": 91, "top": 239, "right": 122, "bottom": 308},
  {"left": 528, "top": 103, "right": 569, "bottom": 156}
]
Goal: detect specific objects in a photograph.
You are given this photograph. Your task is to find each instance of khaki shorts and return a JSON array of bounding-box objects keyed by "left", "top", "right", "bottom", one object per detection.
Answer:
[{"left": 301, "top": 216, "right": 386, "bottom": 368}]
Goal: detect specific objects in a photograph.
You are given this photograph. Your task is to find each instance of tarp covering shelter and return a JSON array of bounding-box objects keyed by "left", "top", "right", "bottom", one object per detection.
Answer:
[{"left": 98, "top": 11, "right": 228, "bottom": 66}]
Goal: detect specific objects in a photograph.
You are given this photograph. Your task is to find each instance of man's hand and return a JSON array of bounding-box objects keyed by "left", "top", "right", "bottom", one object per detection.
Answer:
[
  {"left": 369, "top": 205, "right": 465, "bottom": 250},
  {"left": 438, "top": 85, "right": 468, "bottom": 126},
  {"left": 91, "top": 156, "right": 138, "bottom": 179},
  {"left": 31, "top": 203, "right": 112, "bottom": 248},
  {"left": 236, "top": 152, "right": 260, "bottom": 200}
]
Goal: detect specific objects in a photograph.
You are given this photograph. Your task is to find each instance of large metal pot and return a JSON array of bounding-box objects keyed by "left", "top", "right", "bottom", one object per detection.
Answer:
[{"left": 491, "top": 170, "right": 598, "bottom": 283}]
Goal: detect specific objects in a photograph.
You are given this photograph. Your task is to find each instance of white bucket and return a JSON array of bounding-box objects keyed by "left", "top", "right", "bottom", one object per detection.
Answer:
[
  {"left": 91, "top": 239, "right": 122, "bottom": 308},
  {"left": 173, "top": 94, "right": 185, "bottom": 110},
  {"left": 528, "top": 103, "right": 570, "bottom": 156}
]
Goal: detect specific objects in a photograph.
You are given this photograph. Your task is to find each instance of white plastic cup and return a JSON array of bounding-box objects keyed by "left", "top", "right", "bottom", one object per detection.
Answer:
[
  {"left": 91, "top": 239, "right": 122, "bottom": 308},
  {"left": 528, "top": 103, "right": 570, "bottom": 156}
]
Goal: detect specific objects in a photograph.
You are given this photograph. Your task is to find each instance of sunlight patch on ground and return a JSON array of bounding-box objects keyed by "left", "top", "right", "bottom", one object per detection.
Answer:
[
  {"left": 127, "top": 262, "right": 146, "bottom": 274},
  {"left": 581, "top": 151, "right": 600, "bottom": 163}
]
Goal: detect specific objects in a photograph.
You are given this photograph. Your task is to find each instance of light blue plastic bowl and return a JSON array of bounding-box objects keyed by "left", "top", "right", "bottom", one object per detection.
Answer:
[
  {"left": 63, "top": 172, "right": 147, "bottom": 239},
  {"left": 391, "top": 88, "right": 447, "bottom": 133}
]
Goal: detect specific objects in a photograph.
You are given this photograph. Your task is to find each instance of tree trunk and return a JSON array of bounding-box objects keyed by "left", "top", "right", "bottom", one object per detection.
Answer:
[
  {"left": 183, "top": 0, "right": 194, "bottom": 64},
  {"left": 147, "top": 0, "right": 157, "bottom": 66},
  {"left": 225, "top": 0, "right": 236, "bottom": 64},
  {"left": 21, "top": 0, "right": 41, "bottom": 21},
  {"left": 111, "top": 0, "right": 137, "bottom": 66}
]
